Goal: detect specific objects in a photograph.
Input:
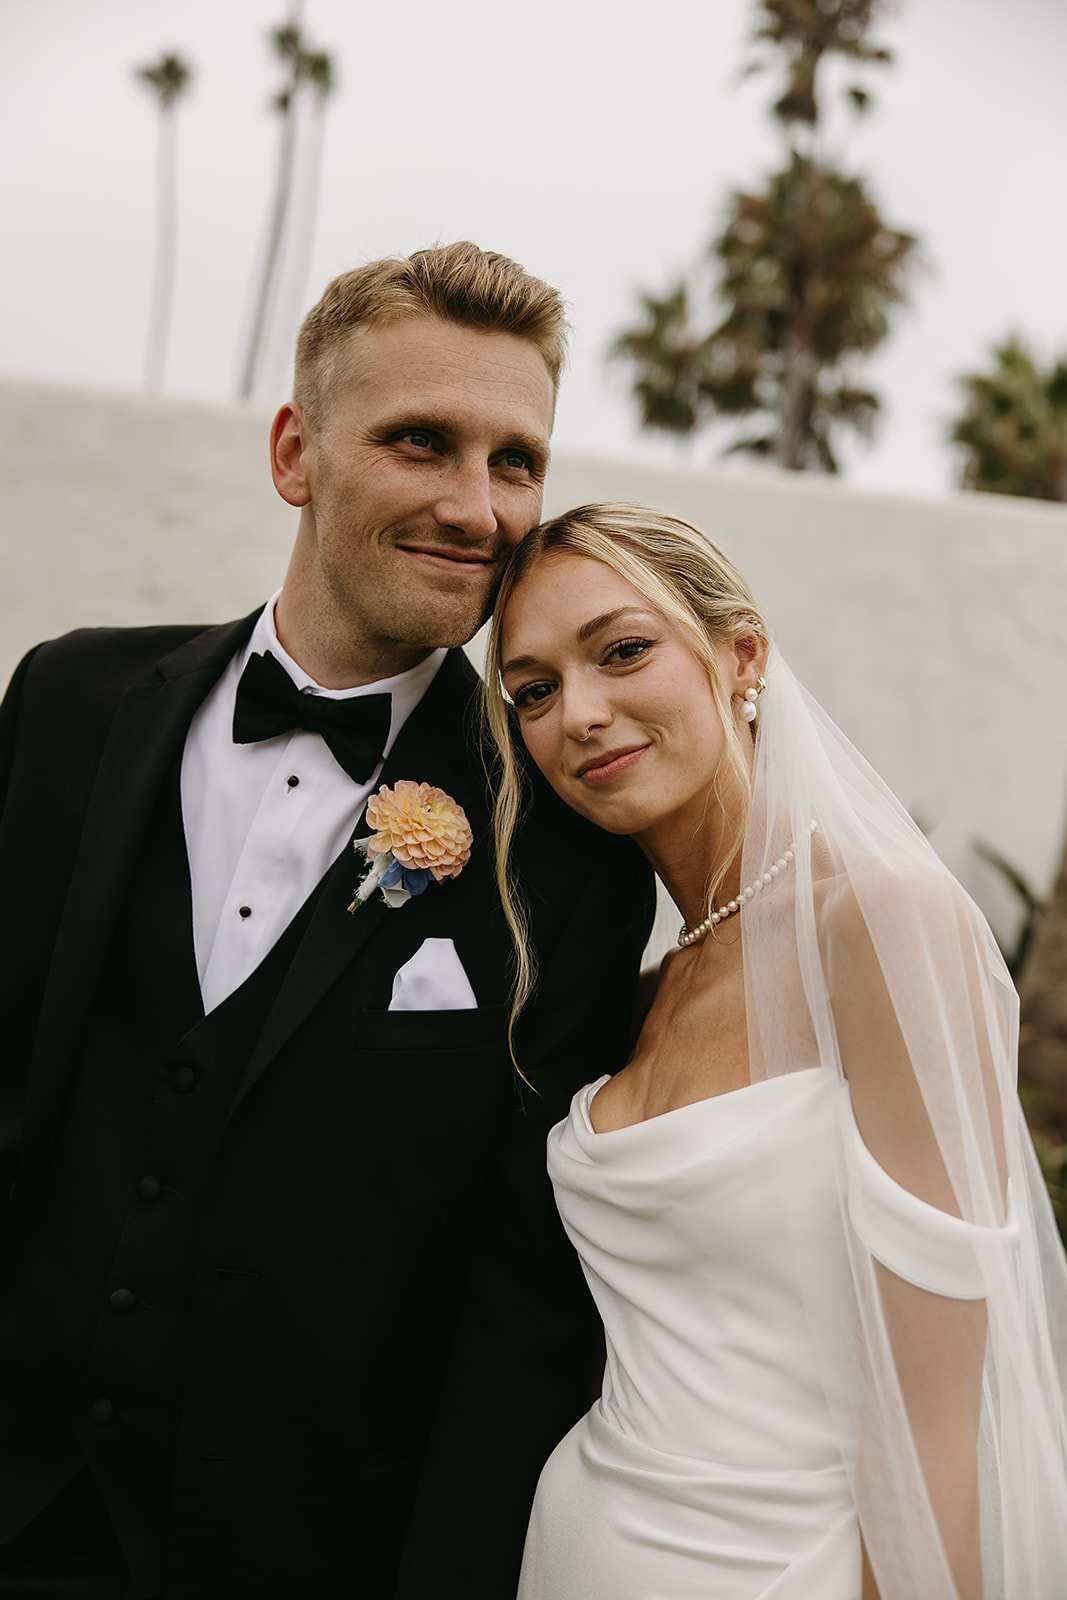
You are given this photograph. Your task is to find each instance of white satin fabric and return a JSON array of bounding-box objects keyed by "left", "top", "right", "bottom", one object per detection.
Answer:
[{"left": 519, "top": 1065, "right": 1007, "bottom": 1599}]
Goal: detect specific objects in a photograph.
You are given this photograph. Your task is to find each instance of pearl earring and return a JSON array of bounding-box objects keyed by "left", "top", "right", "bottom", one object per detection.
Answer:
[{"left": 739, "top": 685, "right": 760, "bottom": 724}]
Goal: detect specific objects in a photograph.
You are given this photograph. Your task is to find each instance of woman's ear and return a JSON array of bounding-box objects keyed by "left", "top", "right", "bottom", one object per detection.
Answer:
[{"left": 729, "top": 625, "right": 769, "bottom": 694}]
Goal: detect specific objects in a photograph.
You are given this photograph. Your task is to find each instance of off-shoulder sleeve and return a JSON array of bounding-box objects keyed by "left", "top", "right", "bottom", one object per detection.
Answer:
[{"left": 841, "top": 1090, "right": 1019, "bottom": 1300}]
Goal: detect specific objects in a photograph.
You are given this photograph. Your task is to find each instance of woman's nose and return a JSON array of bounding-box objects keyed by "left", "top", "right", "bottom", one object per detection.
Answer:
[{"left": 561, "top": 683, "right": 612, "bottom": 744}]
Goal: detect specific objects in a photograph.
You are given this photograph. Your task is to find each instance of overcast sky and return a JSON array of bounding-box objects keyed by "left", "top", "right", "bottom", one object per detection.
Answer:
[{"left": 2, "top": 0, "right": 1065, "bottom": 498}]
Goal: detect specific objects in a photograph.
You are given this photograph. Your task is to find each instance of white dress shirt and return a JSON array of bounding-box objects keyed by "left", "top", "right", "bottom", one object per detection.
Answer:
[{"left": 180, "top": 595, "right": 445, "bottom": 1013}]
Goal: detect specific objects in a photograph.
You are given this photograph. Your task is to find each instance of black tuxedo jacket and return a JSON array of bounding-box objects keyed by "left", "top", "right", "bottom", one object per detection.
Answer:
[{"left": 0, "top": 613, "right": 655, "bottom": 1599}]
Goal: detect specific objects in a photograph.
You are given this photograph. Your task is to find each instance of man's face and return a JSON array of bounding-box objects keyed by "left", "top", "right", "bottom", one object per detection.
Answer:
[{"left": 280, "top": 315, "right": 555, "bottom": 675}]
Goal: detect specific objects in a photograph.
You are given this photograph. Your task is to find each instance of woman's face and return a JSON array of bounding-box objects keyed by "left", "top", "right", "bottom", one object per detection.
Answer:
[{"left": 499, "top": 552, "right": 746, "bottom": 842}]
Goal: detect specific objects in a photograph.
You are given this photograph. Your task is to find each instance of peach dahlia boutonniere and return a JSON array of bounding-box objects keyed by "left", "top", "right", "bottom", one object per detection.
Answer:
[{"left": 348, "top": 780, "right": 473, "bottom": 912}]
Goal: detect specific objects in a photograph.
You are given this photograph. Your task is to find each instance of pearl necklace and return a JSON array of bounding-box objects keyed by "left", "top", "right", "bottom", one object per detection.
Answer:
[{"left": 677, "top": 823, "right": 818, "bottom": 948}]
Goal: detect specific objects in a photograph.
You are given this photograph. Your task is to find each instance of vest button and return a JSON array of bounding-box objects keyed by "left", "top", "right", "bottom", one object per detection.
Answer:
[
  {"left": 109, "top": 1288, "right": 137, "bottom": 1314},
  {"left": 138, "top": 1175, "right": 162, "bottom": 1201},
  {"left": 90, "top": 1398, "right": 114, "bottom": 1424},
  {"left": 173, "top": 1066, "right": 196, "bottom": 1093}
]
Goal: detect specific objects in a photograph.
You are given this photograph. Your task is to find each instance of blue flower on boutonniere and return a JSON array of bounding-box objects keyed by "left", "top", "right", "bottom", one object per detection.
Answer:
[{"left": 348, "top": 780, "right": 473, "bottom": 912}]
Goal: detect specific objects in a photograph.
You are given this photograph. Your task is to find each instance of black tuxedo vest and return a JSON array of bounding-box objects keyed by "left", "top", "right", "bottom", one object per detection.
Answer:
[{"left": 0, "top": 754, "right": 328, "bottom": 1595}]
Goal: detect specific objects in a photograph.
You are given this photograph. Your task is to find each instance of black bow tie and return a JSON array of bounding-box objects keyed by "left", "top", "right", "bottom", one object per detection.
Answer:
[{"left": 232, "top": 650, "right": 392, "bottom": 784}]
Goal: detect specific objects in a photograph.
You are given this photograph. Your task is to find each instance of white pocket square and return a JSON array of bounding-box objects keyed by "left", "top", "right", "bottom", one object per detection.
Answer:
[{"left": 388, "top": 937, "right": 478, "bottom": 1012}]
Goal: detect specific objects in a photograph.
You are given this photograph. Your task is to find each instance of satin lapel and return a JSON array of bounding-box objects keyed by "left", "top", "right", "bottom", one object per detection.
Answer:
[
  {"left": 230, "top": 650, "right": 486, "bottom": 1118},
  {"left": 24, "top": 614, "right": 260, "bottom": 1143}
]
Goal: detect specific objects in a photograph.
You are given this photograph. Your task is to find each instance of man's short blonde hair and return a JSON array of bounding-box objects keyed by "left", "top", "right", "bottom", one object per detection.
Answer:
[{"left": 293, "top": 241, "right": 568, "bottom": 427}]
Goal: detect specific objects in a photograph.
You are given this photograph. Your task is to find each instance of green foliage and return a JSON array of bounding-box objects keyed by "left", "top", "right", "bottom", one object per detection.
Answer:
[
  {"left": 612, "top": 0, "right": 916, "bottom": 473},
  {"left": 613, "top": 155, "right": 915, "bottom": 472},
  {"left": 704, "top": 153, "right": 914, "bottom": 470},
  {"left": 134, "top": 52, "right": 193, "bottom": 112},
  {"left": 951, "top": 336, "right": 1067, "bottom": 502},
  {"left": 269, "top": 24, "right": 336, "bottom": 114},
  {"left": 973, "top": 838, "right": 1045, "bottom": 980},
  {"left": 968, "top": 844, "right": 1066, "bottom": 1242},
  {"left": 749, "top": 0, "right": 892, "bottom": 126},
  {"left": 611, "top": 285, "right": 713, "bottom": 436},
  {"left": 974, "top": 843, "right": 1066, "bottom": 1243},
  {"left": 1029, "top": 1128, "right": 1067, "bottom": 1249}
]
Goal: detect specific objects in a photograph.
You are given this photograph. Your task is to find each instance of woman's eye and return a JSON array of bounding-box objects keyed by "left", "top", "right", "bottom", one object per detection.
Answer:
[
  {"left": 512, "top": 681, "right": 554, "bottom": 709},
  {"left": 605, "top": 637, "right": 652, "bottom": 665}
]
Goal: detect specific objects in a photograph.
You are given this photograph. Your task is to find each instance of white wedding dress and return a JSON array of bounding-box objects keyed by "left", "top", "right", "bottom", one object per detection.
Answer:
[{"left": 518, "top": 1066, "right": 1005, "bottom": 1600}]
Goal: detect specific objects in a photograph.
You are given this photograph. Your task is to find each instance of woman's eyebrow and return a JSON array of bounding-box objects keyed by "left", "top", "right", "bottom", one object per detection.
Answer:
[
  {"left": 500, "top": 652, "right": 538, "bottom": 675},
  {"left": 575, "top": 606, "right": 654, "bottom": 644},
  {"left": 502, "top": 607, "right": 655, "bottom": 675}
]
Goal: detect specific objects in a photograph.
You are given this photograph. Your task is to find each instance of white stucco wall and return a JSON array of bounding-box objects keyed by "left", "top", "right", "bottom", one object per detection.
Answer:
[
  {"left": 1, "top": 379, "right": 295, "bottom": 656},
  {"left": 3, "top": 376, "right": 1066, "bottom": 948}
]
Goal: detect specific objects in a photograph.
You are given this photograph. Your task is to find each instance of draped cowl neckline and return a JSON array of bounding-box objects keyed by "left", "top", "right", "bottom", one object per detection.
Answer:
[{"left": 563, "top": 1066, "right": 831, "bottom": 1167}]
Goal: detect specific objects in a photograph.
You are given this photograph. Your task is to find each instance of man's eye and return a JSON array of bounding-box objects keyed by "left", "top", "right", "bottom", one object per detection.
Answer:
[
  {"left": 512, "top": 681, "right": 554, "bottom": 708},
  {"left": 401, "top": 430, "right": 433, "bottom": 449},
  {"left": 500, "top": 451, "right": 532, "bottom": 472}
]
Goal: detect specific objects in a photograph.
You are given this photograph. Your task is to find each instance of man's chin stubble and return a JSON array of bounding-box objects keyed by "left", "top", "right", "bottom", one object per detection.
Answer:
[
  {"left": 401, "top": 570, "right": 504, "bottom": 651},
  {"left": 389, "top": 597, "right": 493, "bottom": 653}
]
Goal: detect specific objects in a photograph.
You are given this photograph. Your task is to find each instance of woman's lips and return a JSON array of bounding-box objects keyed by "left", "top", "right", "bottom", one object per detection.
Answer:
[{"left": 576, "top": 746, "right": 648, "bottom": 787}]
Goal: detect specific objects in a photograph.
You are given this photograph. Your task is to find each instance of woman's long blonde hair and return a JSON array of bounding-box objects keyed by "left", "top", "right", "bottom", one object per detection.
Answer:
[{"left": 482, "top": 502, "right": 770, "bottom": 1060}]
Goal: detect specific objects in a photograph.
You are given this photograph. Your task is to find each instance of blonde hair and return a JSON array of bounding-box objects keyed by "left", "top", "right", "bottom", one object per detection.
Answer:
[
  {"left": 482, "top": 502, "right": 769, "bottom": 1048},
  {"left": 293, "top": 241, "right": 568, "bottom": 427}
]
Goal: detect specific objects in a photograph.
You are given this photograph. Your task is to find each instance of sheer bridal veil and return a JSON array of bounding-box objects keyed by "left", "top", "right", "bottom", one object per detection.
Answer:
[{"left": 740, "top": 646, "right": 1067, "bottom": 1598}]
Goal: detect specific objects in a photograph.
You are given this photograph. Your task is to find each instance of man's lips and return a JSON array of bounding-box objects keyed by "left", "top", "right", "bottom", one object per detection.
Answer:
[
  {"left": 399, "top": 544, "right": 495, "bottom": 574},
  {"left": 575, "top": 745, "right": 649, "bottom": 787}
]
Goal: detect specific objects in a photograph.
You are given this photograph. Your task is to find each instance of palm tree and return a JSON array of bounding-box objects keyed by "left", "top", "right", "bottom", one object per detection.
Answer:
[
  {"left": 951, "top": 336, "right": 1067, "bottom": 502},
  {"left": 262, "top": 48, "right": 335, "bottom": 398},
  {"left": 748, "top": 0, "right": 891, "bottom": 129},
  {"left": 611, "top": 284, "right": 713, "bottom": 437},
  {"left": 613, "top": 156, "right": 914, "bottom": 472},
  {"left": 134, "top": 52, "right": 193, "bottom": 392},
  {"left": 705, "top": 155, "right": 914, "bottom": 470},
  {"left": 612, "top": 0, "right": 917, "bottom": 473},
  {"left": 237, "top": 23, "right": 335, "bottom": 402}
]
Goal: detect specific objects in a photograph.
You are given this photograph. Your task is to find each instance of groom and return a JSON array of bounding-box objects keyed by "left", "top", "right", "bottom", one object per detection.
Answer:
[{"left": 0, "top": 243, "right": 653, "bottom": 1598}]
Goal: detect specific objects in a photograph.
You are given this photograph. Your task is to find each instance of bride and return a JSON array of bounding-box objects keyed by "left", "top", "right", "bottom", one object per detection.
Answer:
[{"left": 482, "top": 503, "right": 1067, "bottom": 1599}]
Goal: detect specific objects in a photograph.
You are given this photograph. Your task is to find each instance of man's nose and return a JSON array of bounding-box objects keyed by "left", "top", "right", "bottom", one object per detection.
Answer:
[{"left": 431, "top": 459, "right": 498, "bottom": 542}]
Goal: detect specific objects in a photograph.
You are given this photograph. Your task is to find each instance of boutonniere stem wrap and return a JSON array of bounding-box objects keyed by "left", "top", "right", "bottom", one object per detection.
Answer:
[{"left": 349, "top": 780, "right": 473, "bottom": 912}]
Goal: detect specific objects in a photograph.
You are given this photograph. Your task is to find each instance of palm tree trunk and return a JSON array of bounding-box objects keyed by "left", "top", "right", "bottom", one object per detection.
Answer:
[
  {"left": 143, "top": 106, "right": 178, "bottom": 391},
  {"left": 265, "top": 98, "right": 327, "bottom": 401},
  {"left": 1019, "top": 831, "right": 1067, "bottom": 1144},
  {"left": 776, "top": 160, "right": 819, "bottom": 471},
  {"left": 778, "top": 338, "right": 815, "bottom": 470},
  {"left": 238, "top": 99, "right": 299, "bottom": 402},
  {"left": 1037, "top": 441, "right": 1067, "bottom": 502}
]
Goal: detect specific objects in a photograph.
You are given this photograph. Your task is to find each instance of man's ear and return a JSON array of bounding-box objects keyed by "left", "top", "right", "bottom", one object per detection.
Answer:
[{"left": 270, "top": 402, "right": 312, "bottom": 508}]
